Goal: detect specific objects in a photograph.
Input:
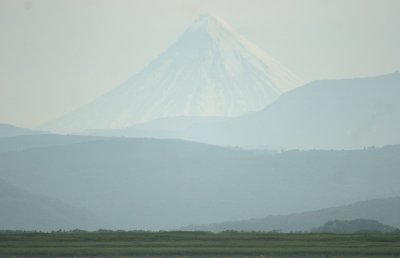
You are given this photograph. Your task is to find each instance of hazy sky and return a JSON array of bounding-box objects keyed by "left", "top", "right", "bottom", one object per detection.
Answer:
[{"left": 1, "top": 0, "right": 399, "bottom": 128}]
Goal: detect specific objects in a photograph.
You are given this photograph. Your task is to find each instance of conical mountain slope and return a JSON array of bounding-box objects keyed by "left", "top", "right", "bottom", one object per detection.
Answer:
[{"left": 42, "top": 15, "right": 302, "bottom": 133}]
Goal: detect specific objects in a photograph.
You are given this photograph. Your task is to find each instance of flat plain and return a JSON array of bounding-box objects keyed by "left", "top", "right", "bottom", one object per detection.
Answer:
[{"left": 0, "top": 231, "right": 400, "bottom": 257}]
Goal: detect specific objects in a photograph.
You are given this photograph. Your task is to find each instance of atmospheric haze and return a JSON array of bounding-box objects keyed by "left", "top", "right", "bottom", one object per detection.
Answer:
[{"left": 0, "top": 0, "right": 400, "bottom": 233}]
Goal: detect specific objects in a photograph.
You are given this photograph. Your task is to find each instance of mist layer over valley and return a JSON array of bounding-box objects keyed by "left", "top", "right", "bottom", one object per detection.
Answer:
[{"left": 0, "top": 134, "right": 399, "bottom": 231}]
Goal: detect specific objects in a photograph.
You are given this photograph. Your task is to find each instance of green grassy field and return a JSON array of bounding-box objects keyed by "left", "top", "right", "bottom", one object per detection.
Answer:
[{"left": 0, "top": 231, "right": 400, "bottom": 257}]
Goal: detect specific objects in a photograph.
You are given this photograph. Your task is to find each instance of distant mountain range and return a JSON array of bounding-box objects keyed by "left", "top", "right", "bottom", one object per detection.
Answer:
[
  {"left": 40, "top": 15, "right": 302, "bottom": 133},
  {"left": 0, "top": 134, "right": 399, "bottom": 230},
  {"left": 0, "top": 134, "right": 107, "bottom": 153},
  {"left": 80, "top": 116, "right": 227, "bottom": 139},
  {"left": 181, "top": 197, "right": 400, "bottom": 232},
  {"left": 82, "top": 72, "right": 400, "bottom": 150},
  {"left": 0, "top": 178, "right": 100, "bottom": 231},
  {"left": 0, "top": 123, "right": 46, "bottom": 138}
]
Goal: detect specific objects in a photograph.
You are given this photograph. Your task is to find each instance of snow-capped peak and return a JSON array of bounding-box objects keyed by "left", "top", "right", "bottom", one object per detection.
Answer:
[{"left": 41, "top": 15, "right": 304, "bottom": 133}]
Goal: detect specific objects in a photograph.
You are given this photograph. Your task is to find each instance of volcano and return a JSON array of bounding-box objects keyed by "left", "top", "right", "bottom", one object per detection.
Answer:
[{"left": 42, "top": 14, "right": 303, "bottom": 133}]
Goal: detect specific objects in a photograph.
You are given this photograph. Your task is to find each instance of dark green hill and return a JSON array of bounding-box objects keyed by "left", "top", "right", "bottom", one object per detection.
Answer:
[{"left": 312, "top": 219, "right": 398, "bottom": 233}]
